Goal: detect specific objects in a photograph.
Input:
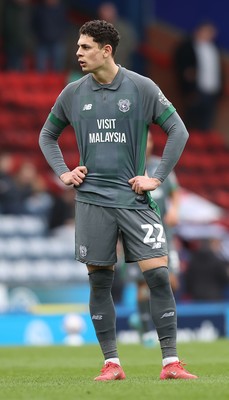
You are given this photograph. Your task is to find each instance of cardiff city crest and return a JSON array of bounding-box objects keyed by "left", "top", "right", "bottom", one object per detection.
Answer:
[
  {"left": 117, "top": 99, "right": 131, "bottom": 112},
  {"left": 79, "top": 245, "right": 87, "bottom": 258}
]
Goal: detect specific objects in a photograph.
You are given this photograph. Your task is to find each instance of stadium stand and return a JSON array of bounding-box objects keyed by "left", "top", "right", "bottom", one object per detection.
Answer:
[{"left": 0, "top": 214, "right": 87, "bottom": 286}]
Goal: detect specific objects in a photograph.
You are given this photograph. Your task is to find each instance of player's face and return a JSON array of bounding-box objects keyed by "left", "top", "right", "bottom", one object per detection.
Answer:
[{"left": 76, "top": 35, "right": 106, "bottom": 73}]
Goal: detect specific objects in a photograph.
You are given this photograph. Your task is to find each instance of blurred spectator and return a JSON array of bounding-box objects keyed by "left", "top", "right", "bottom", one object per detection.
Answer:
[
  {"left": 0, "top": 157, "right": 53, "bottom": 218},
  {"left": 97, "top": 2, "right": 138, "bottom": 70},
  {"left": 22, "top": 173, "right": 54, "bottom": 219},
  {"left": 12, "top": 160, "right": 45, "bottom": 214},
  {"left": 32, "top": 0, "right": 68, "bottom": 72},
  {"left": 0, "top": 153, "right": 74, "bottom": 228},
  {"left": 0, "top": 152, "right": 16, "bottom": 213},
  {"left": 48, "top": 186, "right": 75, "bottom": 232},
  {"left": 1, "top": 0, "right": 32, "bottom": 70},
  {"left": 174, "top": 21, "right": 223, "bottom": 131},
  {"left": 185, "top": 238, "right": 229, "bottom": 301}
]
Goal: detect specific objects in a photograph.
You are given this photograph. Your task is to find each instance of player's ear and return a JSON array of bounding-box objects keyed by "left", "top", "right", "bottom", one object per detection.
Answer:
[{"left": 103, "top": 44, "right": 112, "bottom": 58}]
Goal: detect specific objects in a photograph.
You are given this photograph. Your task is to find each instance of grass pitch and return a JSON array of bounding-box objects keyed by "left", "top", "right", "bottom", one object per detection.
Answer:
[{"left": 0, "top": 339, "right": 228, "bottom": 400}]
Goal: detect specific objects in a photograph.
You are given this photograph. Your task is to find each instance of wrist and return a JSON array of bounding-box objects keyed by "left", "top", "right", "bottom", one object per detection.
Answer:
[
  {"left": 60, "top": 169, "right": 70, "bottom": 179},
  {"left": 151, "top": 177, "right": 162, "bottom": 186}
]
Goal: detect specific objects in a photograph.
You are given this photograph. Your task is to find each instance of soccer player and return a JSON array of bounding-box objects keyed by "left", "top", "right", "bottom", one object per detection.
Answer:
[{"left": 39, "top": 20, "right": 198, "bottom": 381}]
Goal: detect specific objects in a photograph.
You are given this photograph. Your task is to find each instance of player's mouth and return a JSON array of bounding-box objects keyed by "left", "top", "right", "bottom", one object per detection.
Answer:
[{"left": 79, "top": 60, "right": 86, "bottom": 68}]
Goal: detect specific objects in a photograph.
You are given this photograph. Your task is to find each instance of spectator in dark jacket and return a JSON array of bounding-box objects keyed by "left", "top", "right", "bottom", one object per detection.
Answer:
[
  {"left": 174, "top": 21, "right": 223, "bottom": 131},
  {"left": 2, "top": 0, "right": 32, "bottom": 70},
  {"left": 32, "top": 0, "right": 68, "bottom": 72}
]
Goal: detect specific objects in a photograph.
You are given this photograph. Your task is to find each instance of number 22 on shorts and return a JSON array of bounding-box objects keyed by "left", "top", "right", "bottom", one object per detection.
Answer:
[{"left": 141, "top": 223, "right": 165, "bottom": 245}]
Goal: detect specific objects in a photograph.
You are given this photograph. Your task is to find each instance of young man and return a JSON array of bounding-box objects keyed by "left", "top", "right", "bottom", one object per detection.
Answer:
[{"left": 39, "top": 20, "right": 198, "bottom": 381}]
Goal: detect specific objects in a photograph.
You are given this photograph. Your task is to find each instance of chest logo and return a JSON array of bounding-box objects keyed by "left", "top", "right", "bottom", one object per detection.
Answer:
[
  {"left": 117, "top": 99, "right": 131, "bottom": 113},
  {"left": 83, "top": 103, "right": 92, "bottom": 111}
]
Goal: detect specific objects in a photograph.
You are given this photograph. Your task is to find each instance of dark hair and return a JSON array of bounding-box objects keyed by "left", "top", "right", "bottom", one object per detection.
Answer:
[{"left": 79, "top": 20, "right": 120, "bottom": 56}]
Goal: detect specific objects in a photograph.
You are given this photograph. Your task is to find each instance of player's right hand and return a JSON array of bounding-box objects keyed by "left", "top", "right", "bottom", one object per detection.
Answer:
[
  {"left": 60, "top": 166, "right": 88, "bottom": 186},
  {"left": 128, "top": 175, "right": 161, "bottom": 194}
]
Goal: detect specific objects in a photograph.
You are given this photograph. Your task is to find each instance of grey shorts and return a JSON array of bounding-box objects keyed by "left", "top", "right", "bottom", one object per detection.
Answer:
[{"left": 75, "top": 202, "right": 168, "bottom": 266}]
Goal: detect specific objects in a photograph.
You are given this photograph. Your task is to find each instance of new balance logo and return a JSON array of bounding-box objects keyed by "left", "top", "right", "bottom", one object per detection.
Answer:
[
  {"left": 160, "top": 312, "right": 175, "bottom": 319},
  {"left": 152, "top": 242, "right": 162, "bottom": 249},
  {"left": 83, "top": 104, "right": 92, "bottom": 111},
  {"left": 92, "top": 315, "right": 103, "bottom": 320}
]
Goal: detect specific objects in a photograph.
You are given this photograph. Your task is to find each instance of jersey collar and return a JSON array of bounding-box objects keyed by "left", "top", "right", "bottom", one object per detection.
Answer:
[{"left": 90, "top": 66, "right": 123, "bottom": 91}]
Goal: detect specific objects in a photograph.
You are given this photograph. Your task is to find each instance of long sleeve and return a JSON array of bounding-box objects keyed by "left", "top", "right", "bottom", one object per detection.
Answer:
[
  {"left": 39, "top": 118, "right": 70, "bottom": 177},
  {"left": 153, "top": 112, "right": 189, "bottom": 182}
]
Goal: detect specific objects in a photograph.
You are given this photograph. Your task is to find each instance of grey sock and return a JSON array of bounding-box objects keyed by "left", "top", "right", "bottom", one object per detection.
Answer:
[
  {"left": 143, "top": 267, "right": 177, "bottom": 358},
  {"left": 89, "top": 269, "right": 118, "bottom": 360}
]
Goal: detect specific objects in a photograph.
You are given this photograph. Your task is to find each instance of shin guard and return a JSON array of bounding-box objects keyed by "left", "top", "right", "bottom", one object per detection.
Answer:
[
  {"left": 89, "top": 269, "right": 118, "bottom": 359},
  {"left": 143, "top": 267, "right": 177, "bottom": 358}
]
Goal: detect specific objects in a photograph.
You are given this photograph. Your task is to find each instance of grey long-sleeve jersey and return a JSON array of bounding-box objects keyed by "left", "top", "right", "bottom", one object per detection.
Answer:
[{"left": 39, "top": 67, "right": 189, "bottom": 209}]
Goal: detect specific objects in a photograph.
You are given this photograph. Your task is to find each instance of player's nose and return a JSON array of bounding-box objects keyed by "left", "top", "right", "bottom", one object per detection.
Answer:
[{"left": 76, "top": 47, "right": 81, "bottom": 57}]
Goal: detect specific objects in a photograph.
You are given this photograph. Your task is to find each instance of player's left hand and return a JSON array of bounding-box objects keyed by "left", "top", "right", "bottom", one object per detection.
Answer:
[{"left": 128, "top": 176, "right": 161, "bottom": 194}]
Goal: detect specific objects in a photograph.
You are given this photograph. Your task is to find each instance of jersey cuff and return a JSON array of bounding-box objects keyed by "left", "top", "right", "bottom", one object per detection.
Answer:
[
  {"left": 48, "top": 112, "right": 68, "bottom": 129},
  {"left": 155, "top": 105, "right": 176, "bottom": 126}
]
